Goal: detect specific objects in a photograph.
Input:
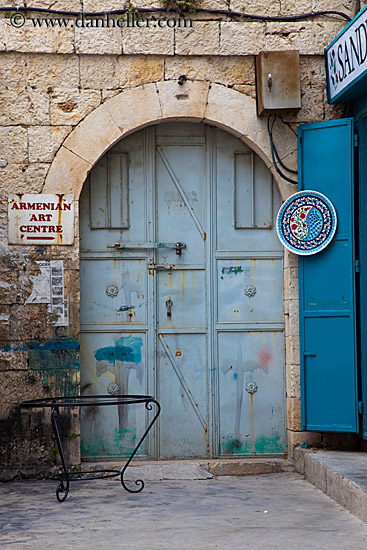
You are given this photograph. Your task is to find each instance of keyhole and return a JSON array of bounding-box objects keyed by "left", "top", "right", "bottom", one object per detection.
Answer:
[{"left": 166, "top": 298, "right": 173, "bottom": 317}]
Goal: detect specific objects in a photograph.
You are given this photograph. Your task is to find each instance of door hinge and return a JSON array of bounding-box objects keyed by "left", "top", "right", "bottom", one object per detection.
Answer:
[
  {"left": 354, "top": 133, "right": 359, "bottom": 147},
  {"left": 358, "top": 401, "right": 363, "bottom": 414},
  {"left": 355, "top": 259, "right": 360, "bottom": 272}
]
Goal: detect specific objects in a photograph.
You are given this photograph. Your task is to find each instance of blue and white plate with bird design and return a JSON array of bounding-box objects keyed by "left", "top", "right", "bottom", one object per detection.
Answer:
[{"left": 276, "top": 190, "right": 337, "bottom": 255}]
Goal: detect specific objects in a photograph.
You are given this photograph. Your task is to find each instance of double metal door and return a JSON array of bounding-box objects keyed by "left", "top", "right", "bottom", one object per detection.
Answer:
[{"left": 79, "top": 122, "right": 285, "bottom": 460}]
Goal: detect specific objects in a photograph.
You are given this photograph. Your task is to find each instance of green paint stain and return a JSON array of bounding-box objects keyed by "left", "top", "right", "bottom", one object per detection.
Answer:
[
  {"left": 221, "top": 266, "right": 244, "bottom": 277},
  {"left": 221, "top": 434, "right": 284, "bottom": 455},
  {"left": 94, "top": 335, "right": 143, "bottom": 364},
  {"left": 28, "top": 338, "right": 80, "bottom": 396},
  {"left": 81, "top": 427, "right": 145, "bottom": 459}
]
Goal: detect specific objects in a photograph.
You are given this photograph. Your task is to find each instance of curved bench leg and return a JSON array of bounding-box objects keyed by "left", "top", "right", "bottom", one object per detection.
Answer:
[
  {"left": 51, "top": 406, "right": 70, "bottom": 502},
  {"left": 120, "top": 399, "right": 161, "bottom": 493}
]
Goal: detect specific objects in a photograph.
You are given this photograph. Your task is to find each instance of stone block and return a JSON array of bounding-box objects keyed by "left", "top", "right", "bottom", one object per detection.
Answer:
[
  {"left": 284, "top": 248, "right": 298, "bottom": 269},
  {"left": 207, "top": 460, "right": 284, "bottom": 476},
  {"left": 287, "top": 396, "right": 302, "bottom": 431},
  {"left": 268, "top": 116, "right": 298, "bottom": 163},
  {"left": 30, "top": 0, "right": 82, "bottom": 8},
  {"left": 0, "top": 127, "right": 27, "bottom": 164},
  {"left": 287, "top": 430, "right": 322, "bottom": 458},
  {"left": 44, "top": 146, "right": 91, "bottom": 197},
  {"left": 200, "top": 0, "right": 230, "bottom": 9},
  {"left": 48, "top": 244, "right": 80, "bottom": 270},
  {"left": 157, "top": 79, "right": 210, "bottom": 121},
  {"left": 0, "top": 53, "right": 26, "bottom": 89},
  {"left": 304, "top": 451, "right": 327, "bottom": 492},
  {"left": 284, "top": 298, "right": 299, "bottom": 338},
  {"left": 204, "top": 83, "right": 256, "bottom": 138},
  {"left": 28, "top": 126, "right": 71, "bottom": 163},
  {"left": 83, "top": 0, "right": 126, "bottom": 8},
  {"left": 220, "top": 22, "right": 266, "bottom": 55},
  {"left": 293, "top": 446, "right": 307, "bottom": 473},
  {"left": 232, "top": 84, "right": 256, "bottom": 99},
  {"left": 80, "top": 55, "right": 120, "bottom": 89},
  {"left": 0, "top": 370, "right": 49, "bottom": 403},
  {"left": 0, "top": 87, "right": 50, "bottom": 126},
  {"left": 264, "top": 22, "right": 315, "bottom": 55},
  {"left": 103, "top": 83, "right": 163, "bottom": 133},
  {"left": 26, "top": 54, "right": 79, "bottom": 89},
  {"left": 279, "top": 0, "right": 313, "bottom": 13},
  {"left": 75, "top": 27, "right": 123, "bottom": 55},
  {"left": 230, "top": 0, "right": 282, "bottom": 14},
  {"left": 175, "top": 21, "right": 220, "bottom": 55},
  {"left": 63, "top": 103, "right": 122, "bottom": 165},
  {"left": 285, "top": 333, "right": 300, "bottom": 366},
  {"left": 0, "top": 347, "right": 28, "bottom": 372},
  {"left": 284, "top": 266, "right": 299, "bottom": 301},
  {"left": 326, "top": 469, "right": 365, "bottom": 520},
  {"left": 164, "top": 55, "right": 255, "bottom": 86},
  {"left": 314, "top": 21, "right": 352, "bottom": 54},
  {"left": 285, "top": 362, "right": 300, "bottom": 398},
  {"left": 0, "top": 306, "right": 11, "bottom": 341},
  {"left": 80, "top": 55, "right": 165, "bottom": 90},
  {"left": 49, "top": 88, "right": 101, "bottom": 125},
  {"left": 122, "top": 26, "right": 174, "bottom": 55},
  {"left": 4, "top": 19, "right": 74, "bottom": 54}
]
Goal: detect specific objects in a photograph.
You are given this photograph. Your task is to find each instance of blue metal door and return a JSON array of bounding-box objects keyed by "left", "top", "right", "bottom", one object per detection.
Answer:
[
  {"left": 358, "top": 114, "right": 367, "bottom": 439},
  {"left": 298, "top": 119, "right": 358, "bottom": 432},
  {"left": 79, "top": 123, "right": 286, "bottom": 460}
]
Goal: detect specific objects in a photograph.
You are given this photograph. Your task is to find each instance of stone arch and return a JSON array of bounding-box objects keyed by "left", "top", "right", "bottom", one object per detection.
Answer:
[{"left": 43, "top": 81, "right": 297, "bottom": 200}]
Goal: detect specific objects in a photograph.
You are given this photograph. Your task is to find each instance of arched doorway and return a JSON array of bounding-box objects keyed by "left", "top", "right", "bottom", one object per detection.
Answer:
[{"left": 79, "top": 122, "right": 286, "bottom": 460}]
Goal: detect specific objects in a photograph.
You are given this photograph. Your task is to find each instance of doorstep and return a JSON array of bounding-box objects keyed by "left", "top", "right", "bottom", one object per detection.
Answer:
[
  {"left": 294, "top": 448, "right": 367, "bottom": 524},
  {"left": 82, "top": 457, "right": 294, "bottom": 481}
]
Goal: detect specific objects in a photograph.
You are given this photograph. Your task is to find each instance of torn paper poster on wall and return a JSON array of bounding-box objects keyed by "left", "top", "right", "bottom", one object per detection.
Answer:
[{"left": 26, "top": 260, "right": 68, "bottom": 326}]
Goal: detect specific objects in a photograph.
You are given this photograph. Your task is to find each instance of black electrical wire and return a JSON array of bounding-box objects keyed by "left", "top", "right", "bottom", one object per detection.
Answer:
[
  {"left": 0, "top": 6, "right": 352, "bottom": 21},
  {"left": 268, "top": 116, "right": 298, "bottom": 174},
  {"left": 267, "top": 115, "right": 298, "bottom": 185}
]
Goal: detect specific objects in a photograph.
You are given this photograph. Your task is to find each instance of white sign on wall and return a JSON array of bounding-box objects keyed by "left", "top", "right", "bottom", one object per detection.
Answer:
[
  {"left": 326, "top": 5, "right": 367, "bottom": 103},
  {"left": 8, "top": 194, "right": 74, "bottom": 245}
]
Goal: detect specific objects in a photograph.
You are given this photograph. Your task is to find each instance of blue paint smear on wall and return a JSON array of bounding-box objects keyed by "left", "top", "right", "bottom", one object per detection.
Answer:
[
  {"left": 0, "top": 339, "right": 80, "bottom": 353},
  {"left": 94, "top": 336, "right": 143, "bottom": 364},
  {"left": 0, "top": 339, "right": 80, "bottom": 396}
]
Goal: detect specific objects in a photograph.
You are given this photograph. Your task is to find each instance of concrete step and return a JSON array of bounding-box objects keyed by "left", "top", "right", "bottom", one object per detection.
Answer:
[
  {"left": 294, "top": 448, "right": 367, "bottom": 524},
  {"left": 81, "top": 458, "right": 294, "bottom": 481}
]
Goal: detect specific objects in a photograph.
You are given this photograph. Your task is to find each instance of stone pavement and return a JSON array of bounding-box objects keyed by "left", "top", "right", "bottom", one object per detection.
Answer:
[
  {"left": 1, "top": 472, "right": 367, "bottom": 550},
  {"left": 295, "top": 449, "right": 367, "bottom": 524}
]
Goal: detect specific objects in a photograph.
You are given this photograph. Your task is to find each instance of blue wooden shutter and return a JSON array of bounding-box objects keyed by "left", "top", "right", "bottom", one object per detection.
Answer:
[{"left": 298, "top": 119, "right": 358, "bottom": 432}]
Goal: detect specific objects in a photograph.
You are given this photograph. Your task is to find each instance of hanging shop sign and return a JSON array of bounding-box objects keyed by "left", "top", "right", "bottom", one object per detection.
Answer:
[
  {"left": 8, "top": 194, "right": 74, "bottom": 245},
  {"left": 326, "top": 5, "right": 367, "bottom": 104},
  {"left": 276, "top": 190, "right": 337, "bottom": 255}
]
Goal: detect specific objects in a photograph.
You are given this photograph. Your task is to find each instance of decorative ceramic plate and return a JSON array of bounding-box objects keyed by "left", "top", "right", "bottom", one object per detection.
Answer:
[{"left": 276, "top": 190, "right": 337, "bottom": 255}]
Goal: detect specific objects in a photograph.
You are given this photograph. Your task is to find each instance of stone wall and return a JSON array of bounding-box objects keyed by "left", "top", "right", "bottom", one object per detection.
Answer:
[{"left": 0, "top": 0, "right": 357, "bottom": 477}]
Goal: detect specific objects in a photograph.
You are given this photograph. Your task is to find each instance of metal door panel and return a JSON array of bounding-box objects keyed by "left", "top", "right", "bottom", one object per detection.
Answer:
[
  {"left": 80, "top": 331, "right": 148, "bottom": 459},
  {"left": 216, "top": 130, "right": 282, "bottom": 252},
  {"left": 156, "top": 143, "right": 206, "bottom": 266},
  {"left": 158, "top": 269, "right": 206, "bottom": 329},
  {"left": 217, "top": 259, "right": 284, "bottom": 323},
  {"left": 158, "top": 333, "right": 208, "bottom": 458},
  {"left": 298, "top": 119, "right": 358, "bottom": 432},
  {"left": 218, "top": 330, "right": 286, "bottom": 455},
  {"left": 80, "top": 259, "right": 147, "bottom": 325},
  {"left": 79, "top": 130, "right": 147, "bottom": 252}
]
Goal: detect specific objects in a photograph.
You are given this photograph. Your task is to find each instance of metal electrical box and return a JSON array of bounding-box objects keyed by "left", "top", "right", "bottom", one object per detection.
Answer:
[{"left": 256, "top": 50, "right": 301, "bottom": 116}]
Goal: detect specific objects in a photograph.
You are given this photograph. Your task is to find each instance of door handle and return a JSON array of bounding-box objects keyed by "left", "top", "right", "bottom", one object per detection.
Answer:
[
  {"left": 149, "top": 264, "right": 175, "bottom": 271},
  {"left": 107, "top": 242, "right": 186, "bottom": 252}
]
